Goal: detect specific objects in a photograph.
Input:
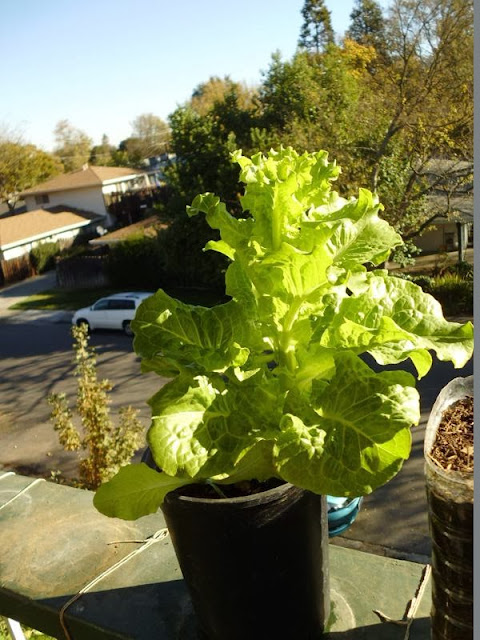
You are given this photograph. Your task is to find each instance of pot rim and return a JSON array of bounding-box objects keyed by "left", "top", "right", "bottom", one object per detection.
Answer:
[{"left": 164, "top": 480, "right": 306, "bottom": 506}]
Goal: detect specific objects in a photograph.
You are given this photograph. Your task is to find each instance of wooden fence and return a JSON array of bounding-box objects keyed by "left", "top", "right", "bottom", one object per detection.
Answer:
[
  {"left": 0, "top": 255, "right": 36, "bottom": 285},
  {"left": 56, "top": 255, "right": 109, "bottom": 289}
]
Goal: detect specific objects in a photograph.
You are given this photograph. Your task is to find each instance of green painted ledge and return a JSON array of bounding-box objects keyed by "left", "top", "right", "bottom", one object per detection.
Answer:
[{"left": 0, "top": 473, "right": 431, "bottom": 639}]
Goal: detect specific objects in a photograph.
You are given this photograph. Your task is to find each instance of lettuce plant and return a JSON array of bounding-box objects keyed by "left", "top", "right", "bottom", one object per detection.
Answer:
[{"left": 94, "top": 148, "right": 473, "bottom": 520}]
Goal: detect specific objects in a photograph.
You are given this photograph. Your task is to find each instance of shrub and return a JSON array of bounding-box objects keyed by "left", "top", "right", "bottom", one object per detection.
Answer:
[
  {"left": 428, "top": 273, "right": 473, "bottom": 317},
  {"left": 48, "top": 324, "right": 144, "bottom": 489},
  {"left": 105, "top": 236, "right": 165, "bottom": 289},
  {"left": 30, "top": 241, "right": 59, "bottom": 273},
  {"left": 389, "top": 240, "right": 422, "bottom": 267},
  {"left": 444, "top": 260, "right": 474, "bottom": 281},
  {"left": 157, "top": 213, "right": 227, "bottom": 291}
]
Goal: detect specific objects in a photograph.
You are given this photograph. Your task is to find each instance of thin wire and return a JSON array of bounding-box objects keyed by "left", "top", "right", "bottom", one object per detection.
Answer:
[
  {"left": 0, "top": 478, "right": 44, "bottom": 511},
  {"left": 59, "top": 528, "right": 169, "bottom": 640}
]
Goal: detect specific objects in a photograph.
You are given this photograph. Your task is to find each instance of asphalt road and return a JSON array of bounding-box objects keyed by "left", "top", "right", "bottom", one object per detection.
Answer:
[{"left": 0, "top": 306, "right": 473, "bottom": 563}]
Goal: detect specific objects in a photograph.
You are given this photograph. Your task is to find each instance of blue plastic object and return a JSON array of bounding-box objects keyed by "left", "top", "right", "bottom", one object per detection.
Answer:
[{"left": 327, "top": 496, "right": 363, "bottom": 537}]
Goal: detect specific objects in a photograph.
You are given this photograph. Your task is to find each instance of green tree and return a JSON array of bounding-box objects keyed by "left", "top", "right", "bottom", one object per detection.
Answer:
[
  {"left": 155, "top": 80, "right": 260, "bottom": 289},
  {"left": 116, "top": 137, "right": 143, "bottom": 167},
  {"left": 0, "top": 140, "right": 62, "bottom": 210},
  {"left": 259, "top": 51, "right": 321, "bottom": 134},
  {"left": 166, "top": 83, "right": 257, "bottom": 210},
  {"left": 53, "top": 119, "right": 93, "bottom": 172},
  {"left": 129, "top": 112, "right": 170, "bottom": 158},
  {"left": 258, "top": 48, "right": 364, "bottom": 188},
  {"left": 89, "top": 133, "right": 115, "bottom": 165},
  {"left": 364, "top": 0, "right": 473, "bottom": 238},
  {"left": 259, "top": 0, "right": 472, "bottom": 245},
  {"left": 346, "top": 0, "right": 387, "bottom": 54},
  {"left": 298, "top": 0, "right": 335, "bottom": 53},
  {"left": 191, "top": 76, "right": 257, "bottom": 116}
]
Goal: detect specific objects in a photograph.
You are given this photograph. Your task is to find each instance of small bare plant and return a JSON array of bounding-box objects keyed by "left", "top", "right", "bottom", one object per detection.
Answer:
[{"left": 48, "top": 324, "right": 144, "bottom": 489}]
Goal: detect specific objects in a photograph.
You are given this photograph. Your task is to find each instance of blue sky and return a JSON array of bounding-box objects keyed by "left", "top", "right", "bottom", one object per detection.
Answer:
[{"left": 1, "top": 0, "right": 392, "bottom": 152}]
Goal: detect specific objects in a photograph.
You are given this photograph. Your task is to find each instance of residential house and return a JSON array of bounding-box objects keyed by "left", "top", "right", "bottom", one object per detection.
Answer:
[
  {"left": 19, "top": 165, "right": 164, "bottom": 229},
  {"left": 414, "top": 159, "right": 473, "bottom": 257},
  {"left": 0, "top": 206, "right": 102, "bottom": 262}
]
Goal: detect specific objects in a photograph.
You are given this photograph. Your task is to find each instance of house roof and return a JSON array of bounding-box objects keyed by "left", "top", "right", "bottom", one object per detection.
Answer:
[
  {"left": 426, "top": 194, "right": 474, "bottom": 224},
  {"left": 89, "top": 215, "right": 169, "bottom": 246},
  {"left": 0, "top": 206, "right": 101, "bottom": 249},
  {"left": 19, "top": 166, "right": 147, "bottom": 196}
]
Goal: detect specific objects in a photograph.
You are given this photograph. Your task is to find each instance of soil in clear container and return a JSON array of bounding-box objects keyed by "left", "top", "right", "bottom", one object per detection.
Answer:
[{"left": 425, "top": 386, "right": 473, "bottom": 640}]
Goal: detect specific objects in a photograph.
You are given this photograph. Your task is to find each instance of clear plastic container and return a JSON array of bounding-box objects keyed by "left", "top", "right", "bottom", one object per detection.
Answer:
[{"left": 424, "top": 376, "right": 473, "bottom": 639}]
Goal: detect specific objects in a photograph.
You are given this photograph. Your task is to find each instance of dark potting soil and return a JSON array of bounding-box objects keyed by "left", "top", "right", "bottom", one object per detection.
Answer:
[
  {"left": 429, "top": 396, "right": 473, "bottom": 473},
  {"left": 179, "top": 477, "right": 285, "bottom": 499}
]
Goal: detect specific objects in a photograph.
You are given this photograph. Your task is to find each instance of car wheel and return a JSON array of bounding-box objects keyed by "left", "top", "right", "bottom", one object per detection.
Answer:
[
  {"left": 123, "top": 320, "right": 133, "bottom": 336},
  {"left": 76, "top": 319, "right": 90, "bottom": 332}
]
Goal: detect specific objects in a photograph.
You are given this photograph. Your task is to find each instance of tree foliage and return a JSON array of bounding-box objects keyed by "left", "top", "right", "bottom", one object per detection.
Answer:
[
  {"left": 191, "top": 76, "right": 257, "bottom": 116},
  {"left": 346, "top": 0, "right": 387, "bottom": 54},
  {"left": 364, "top": 0, "right": 473, "bottom": 236},
  {"left": 21, "top": 0, "right": 468, "bottom": 278},
  {"left": 53, "top": 119, "right": 93, "bottom": 171},
  {"left": 165, "top": 80, "right": 258, "bottom": 211},
  {"left": 89, "top": 133, "right": 116, "bottom": 165},
  {"left": 159, "top": 0, "right": 471, "bottom": 269},
  {"left": 115, "top": 114, "right": 170, "bottom": 167},
  {"left": 130, "top": 113, "right": 170, "bottom": 158},
  {"left": 298, "top": 0, "right": 335, "bottom": 53},
  {"left": 0, "top": 140, "right": 62, "bottom": 209}
]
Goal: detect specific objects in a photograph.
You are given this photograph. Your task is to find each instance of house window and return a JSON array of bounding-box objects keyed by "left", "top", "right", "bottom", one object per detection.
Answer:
[
  {"left": 444, "top": 232, "right": 455, "bottom": 251},
  {"left": 35, "top": 194, "right": 50, "bottom": 205}
]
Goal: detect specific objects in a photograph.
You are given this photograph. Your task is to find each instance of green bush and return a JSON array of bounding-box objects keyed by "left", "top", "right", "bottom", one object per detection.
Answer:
[
  {"left": 48, "top": 324, "right": 144, "bottom": 489},
  {"left": 106, "top": 236, "right": 165, "bottom": 289},
  {"left": 428, "top": 273, "right": 473, "bottom": 317},
  {"left": 30, "top": 241, "right": 59, "bottom": 273},
  {"left": 408, "top": 274, "right": 435, "bottom": 291},
  {"left": 157, "top": 214, "right": 227, "bottom": 291},
  {"left": 444, "top": 260, "right": 474, "bottom": 281}
]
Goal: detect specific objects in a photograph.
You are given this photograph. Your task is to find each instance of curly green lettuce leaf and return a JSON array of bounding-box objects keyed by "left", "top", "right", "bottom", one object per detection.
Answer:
[
  {"left": 132, "top": 290, "right": 261, "bottom": 376},
  {"left": 187, "top": 192, "right": 253, "bottom": 257},
  {"left": 319, "top": 272, "right": 474, "bottom": 376},
  {"left": 147, "top": 373, "right": 283, "bottom": 481},
  {"left": 273, "top": 353, "right": 418, "bottom": 496}
]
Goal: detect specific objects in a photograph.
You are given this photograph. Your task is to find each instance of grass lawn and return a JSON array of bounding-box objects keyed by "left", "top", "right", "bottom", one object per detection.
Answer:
[
  {"left": 9, "top": 286, "right": 227, "bottom": 312},
  {"left": 9, "top": 288, "right": 124, "bottom": 311}
]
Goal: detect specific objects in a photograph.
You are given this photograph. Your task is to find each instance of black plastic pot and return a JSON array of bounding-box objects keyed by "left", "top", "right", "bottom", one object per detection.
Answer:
[
  {"left": 161, "top": 481, "right": 330, "bottom": 640},
  {"left": 424, "top": 376, "right": 473, "bottom": 640}
]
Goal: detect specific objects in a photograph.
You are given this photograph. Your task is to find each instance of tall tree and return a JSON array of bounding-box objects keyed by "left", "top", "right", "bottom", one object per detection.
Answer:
[
  {"left": 0, "top": 141, "right": 62, "bottom": 210},
  {"left": 298, "top": 0, "right": 335, "bottom": 53},
  {"left": 191, "top": 76, "right": 257, "bottom": 116},
  {"left": 53, "top": 120, "right": 92, "bottom": 172},
  {"left": 89, "top": 133, "right": 115, "bottom": 165},
  {"left": 129, "top": 113, "right": 170, "bottom": 158},
  {"left": 346, "top": 0, "right": 387, "bottom": 54},
  {"left": 361, "top": 0, "right": 473, "bottom": 239}
]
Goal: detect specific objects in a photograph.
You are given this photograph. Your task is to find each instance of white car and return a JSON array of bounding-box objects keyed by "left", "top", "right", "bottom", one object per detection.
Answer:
[{"left": 71, "top": 292, "right": 153, "bottom": 336}]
